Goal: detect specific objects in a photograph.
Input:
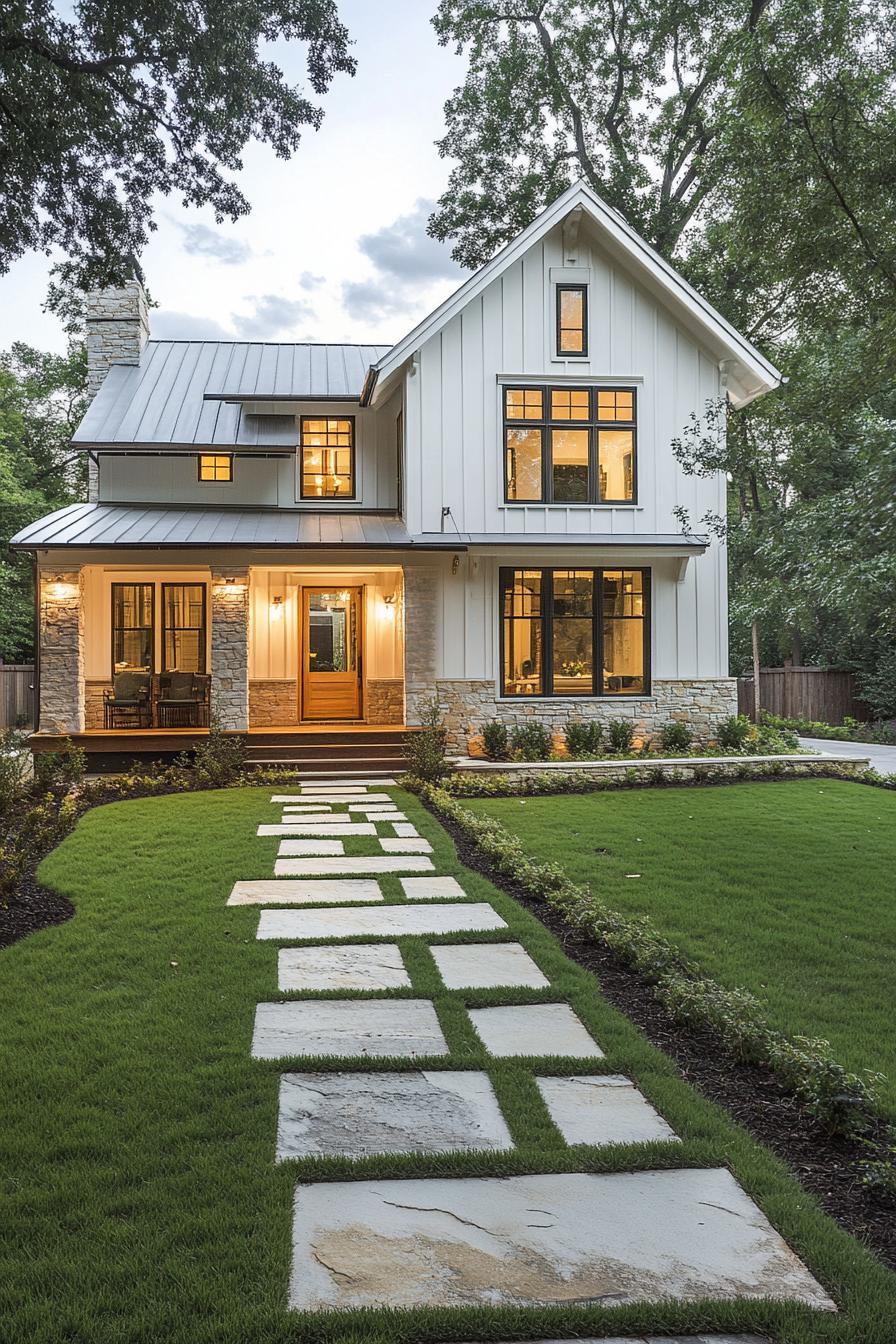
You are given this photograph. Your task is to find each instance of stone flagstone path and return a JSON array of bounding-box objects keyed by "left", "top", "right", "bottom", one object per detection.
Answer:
[{"left": 227, "top": 779, "right": 834, "bottom": 1331}]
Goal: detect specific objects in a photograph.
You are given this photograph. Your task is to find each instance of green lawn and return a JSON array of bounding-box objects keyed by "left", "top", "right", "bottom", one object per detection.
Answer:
[
  {"left": 467, "top": 779, "right": 896, "bottom": 1117},
  {"left": 0, "top": 785, "right": 894, "bottom": 1343}
]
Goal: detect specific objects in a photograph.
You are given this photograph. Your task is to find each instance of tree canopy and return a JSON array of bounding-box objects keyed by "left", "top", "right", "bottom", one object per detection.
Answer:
[
  {"left": 0, "top": 1, "right": 354, "bottom": 316},
  {"left": 431, "top": 0, "right": 896, "bottom": 711},
  {"left": 0, "top": 344, "right": 87, "bottom": 660}
]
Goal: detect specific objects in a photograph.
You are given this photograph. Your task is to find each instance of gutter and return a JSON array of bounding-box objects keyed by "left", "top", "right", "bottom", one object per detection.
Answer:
[{"left": 359, "top": 365, "right": 379, "bottom": 408}]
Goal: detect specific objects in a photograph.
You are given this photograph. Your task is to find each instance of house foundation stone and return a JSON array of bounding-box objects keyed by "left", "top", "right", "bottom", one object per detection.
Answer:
[
  {"left": 211, "top": 569, "right": 249, "bottom": 730},
  {"left": 39, "top": 569, "right": 85, "bottom": 733}
]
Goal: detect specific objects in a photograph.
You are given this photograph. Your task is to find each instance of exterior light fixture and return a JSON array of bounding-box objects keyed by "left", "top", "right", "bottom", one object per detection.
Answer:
[
  {"left": 382, "top": 593, "right": 397, "bottom": 619},
  {"left": 271, "top": 595, "right": 284, "bottom": 620},
  {"left": 47, "top": 574, "right": 71, "bottom": 599}
]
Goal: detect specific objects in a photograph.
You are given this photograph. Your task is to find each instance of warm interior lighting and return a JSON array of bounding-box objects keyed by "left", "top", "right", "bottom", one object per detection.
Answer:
[
  {"left": 47, "top": 574, "right": 72, "bottom": 600},
  {"left": 382, "top": 593, "right": 397, "bottom": 619},
  {"left": 270, "top": 595, "right": 284, "bottom": 621},
  {"left": 338, "top": 589, "right": 350, "bottom": 603}
]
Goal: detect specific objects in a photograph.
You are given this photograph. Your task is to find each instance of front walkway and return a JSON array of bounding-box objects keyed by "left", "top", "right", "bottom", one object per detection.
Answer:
[{"left": 228, "top": 778, "right": 835, "bottom": 1329}]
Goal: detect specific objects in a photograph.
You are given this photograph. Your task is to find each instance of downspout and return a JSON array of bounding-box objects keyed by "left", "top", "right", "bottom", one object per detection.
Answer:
[{"left": 31, "top": 554, "right": 40, "bottom": 732}]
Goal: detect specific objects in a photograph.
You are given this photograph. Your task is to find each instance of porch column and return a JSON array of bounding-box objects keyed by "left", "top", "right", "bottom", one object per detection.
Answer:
[
  {"left": 210, "top": 568, "right": 249, "bottom": 730},
  {"left": 402, "top": 562, "right": 439, "bottom": 725},
  {"left": 38, "top": 568, "right": 85, "bottom": 733}
]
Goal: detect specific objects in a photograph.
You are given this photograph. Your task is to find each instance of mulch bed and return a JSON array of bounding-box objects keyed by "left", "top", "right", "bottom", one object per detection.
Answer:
[{"left": 432, "top": 800, "right": 896, "bottom": 1273}]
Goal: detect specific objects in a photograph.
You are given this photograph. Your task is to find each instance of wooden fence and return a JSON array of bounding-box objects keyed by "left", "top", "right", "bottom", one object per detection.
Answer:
[
  {"left": 737, "top": 666, "right": 870, "bottom": 725},
  {"left": 0, "top": 665, "right": 35, "bottom": 729}
]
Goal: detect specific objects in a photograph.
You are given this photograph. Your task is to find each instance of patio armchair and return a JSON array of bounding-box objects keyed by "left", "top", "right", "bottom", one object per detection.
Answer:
[
  {"left": 103, "top": 672, "right": 152, "bottom": 729},
  {"left": 155, "top": 672, "right": 211, "bottom": 728}
]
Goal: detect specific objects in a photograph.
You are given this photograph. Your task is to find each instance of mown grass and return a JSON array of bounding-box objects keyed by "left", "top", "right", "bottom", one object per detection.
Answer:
[
  {"left": 0, "top": 784, "right": 892, "bottom": 1343},
  {"left": 466, "top": 779, "right": 896, "bottom": 1118}
]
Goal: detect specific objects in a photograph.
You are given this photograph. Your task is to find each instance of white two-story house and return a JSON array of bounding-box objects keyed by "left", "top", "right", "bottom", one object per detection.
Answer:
[{"left": 13, "top": 183, "right": 780, "bottom": 767}]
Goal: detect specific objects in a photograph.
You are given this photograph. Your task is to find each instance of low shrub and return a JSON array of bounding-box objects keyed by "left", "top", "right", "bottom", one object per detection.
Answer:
[
  {"left": 606, "top": 719, "right": 635, "bottom": 753},
  {"left": 33, "top": 738, "right": 86, "bottom": 792},
  {"left": 509, "top": 721, "right": 552, "bottom": 761},
  {"left": 191, "top": 722, "right": 245, "bottom": 787},
  {"left": 404, "top": 697, "right": 450, "bottom": 782},
  {"left": 0, "top": 729, "right": 32, "bottom": 815},
  {"left": 762, "top": 710, "right": 896, "bottom": 746},
  {"left": 565, "top": 720, "right": 604, "bottom": 758},
  {"left": 716, "top": 714, "right": 752, "bottom": 752},
  {"left": 482, "top": 720, "right": 509, "bottom": 760},
  {"left": 659, "top": 720, "right": 693, "bottom": 752}
]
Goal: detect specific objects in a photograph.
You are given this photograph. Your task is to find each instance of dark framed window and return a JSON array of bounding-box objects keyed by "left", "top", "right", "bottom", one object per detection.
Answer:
[
  {"left": 503, "top": 385, "right": 637, "bottom": 503},
  {"left": 198, "top": 454, "right": 233, "bottom": 482},
  {"left": 300, "top": 416, "right": 355, "bottom": 499},
  {"left": 556, "top": 284, "right": 588, "bottom": 356},
  {"left": 500, "top": 567, "right": 649, "bottom": 697},
  {"left": 111, "top": 583, "right": 154, "bottom": 675},
  {"left": 162, "top": 583, "right": 207, "bottom": 673}
]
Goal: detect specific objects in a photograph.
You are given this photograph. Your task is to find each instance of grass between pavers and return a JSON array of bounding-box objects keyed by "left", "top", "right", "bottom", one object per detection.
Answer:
[
  {"left": 0, "top": 787, "right": 891, "bottom": 1343},
  {"left": 463, "top": 780, "right": 896, "bottom": 1120}
]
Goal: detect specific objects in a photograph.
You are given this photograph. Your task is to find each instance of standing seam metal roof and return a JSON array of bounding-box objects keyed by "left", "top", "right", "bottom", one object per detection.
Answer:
[{"left": 73, "top": 341, "right": 392, "bottom": 447}]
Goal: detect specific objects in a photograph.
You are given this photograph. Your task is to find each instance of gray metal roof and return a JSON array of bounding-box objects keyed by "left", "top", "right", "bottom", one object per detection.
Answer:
[
  {"left": 11, "top": 504, "right": 706, "bottom": 553},
  {"left": 73, "top": 341, "right": 391, "bottom": 448},
  {"left": 11, "top": 503, "right": 414, "bottom": 549}
]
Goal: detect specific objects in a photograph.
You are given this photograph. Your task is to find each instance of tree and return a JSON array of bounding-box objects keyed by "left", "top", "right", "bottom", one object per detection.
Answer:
[
  {"left": 0, "top": 344, "right": 88, "bottom": 660},
  {"left": 0, "top": 2, "right": 354, "bottom": 317},
  {"left": 431, "top": 0, "right": 896, "bottom": 707}
]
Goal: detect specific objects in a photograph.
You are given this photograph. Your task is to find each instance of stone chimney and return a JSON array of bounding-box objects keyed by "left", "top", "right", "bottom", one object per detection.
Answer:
[
  {"left": 85, "top": 277, "right": 150, "bottom": 399},
  {"left": 84, "top": 278, "right": 150, "bottom": 499}
]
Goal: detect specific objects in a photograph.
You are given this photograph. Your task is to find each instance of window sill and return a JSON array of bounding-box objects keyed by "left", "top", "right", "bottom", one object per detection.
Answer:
[
  {"left": 498, "top": 503, "right": 643, "bottom": 511},
  {"left": 496, "top": 694, "right": 656, "bottom": 704}
]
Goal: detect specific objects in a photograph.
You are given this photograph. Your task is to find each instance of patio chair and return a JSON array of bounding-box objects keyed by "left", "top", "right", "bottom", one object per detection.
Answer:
[
  {"left": 156, "top": 671, "right": 210, "bottom": 728},
  {"left": 103, "top": 671, "right": 152, "bottom": 729}
]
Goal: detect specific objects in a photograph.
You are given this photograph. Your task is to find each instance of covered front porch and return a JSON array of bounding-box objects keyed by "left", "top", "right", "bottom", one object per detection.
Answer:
[{"left": 33, "top": 560, "right": 407, "bottom": 752}]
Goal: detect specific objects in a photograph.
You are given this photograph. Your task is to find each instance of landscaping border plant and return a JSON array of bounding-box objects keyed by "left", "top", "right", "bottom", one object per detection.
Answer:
[{"left": 414, "top": 780, "right": 896, "bottom": 1214}]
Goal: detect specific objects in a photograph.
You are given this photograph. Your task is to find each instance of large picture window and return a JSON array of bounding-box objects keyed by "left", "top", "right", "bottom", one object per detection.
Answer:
[
  {"left": 503, "top": 386, "right": 636, "bottom": 504},
  {"left": 162, "top": 584, "right": 207, "bottom": 673},
  {"left": 300, "top": 417, "right": 355, "bottom": 498},
  {"left": 501, "top": 567, "right": 648, "bottom": 697},
  {"left": 111, "top": 583, "right": 154, "bottom": 675}
]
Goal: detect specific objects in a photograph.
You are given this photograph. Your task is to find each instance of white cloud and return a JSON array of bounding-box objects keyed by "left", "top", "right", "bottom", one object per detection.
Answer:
[
  {"left": 151, "top": 309, "right": 235, "bottom": 340},
  {"left": 175, "top": 222, "right": 252, "bottom": 266},
  {"left": 342, "top": 198, "right": 464, "bottom": 321},
  {"left": 232, "top": 293, "right": 314, "bottom": 339}
]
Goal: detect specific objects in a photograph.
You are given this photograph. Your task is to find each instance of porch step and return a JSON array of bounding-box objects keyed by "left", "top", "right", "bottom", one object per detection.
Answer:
[
  {"left": 241, "top": 727, "right": 416, "bottom": 773},
  {"left": 244, "top": 755, "right": 410, "bottom": 774}
]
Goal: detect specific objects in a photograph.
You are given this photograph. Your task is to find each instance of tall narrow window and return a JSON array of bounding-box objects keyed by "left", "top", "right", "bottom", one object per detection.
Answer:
[
  {"left": 596, "top": 388, "right": 636, "bottom": 501},
  {"left": 602, "top": 570, "right": 646, "bottom": 693},
  {"left": 500, "top": 567, "right": 649, "bottom": 697},
  {"left": 111, "top": 584, "right": 154, "bottom": 674},
  {"left": 301, "top": 417, "right": 354, "bottom": 498},
  {"left": 198, "top": 454, "right": 233, "bottom": 482},
  {"left": 162, "top": 583, "right": 207, "bottom": 672},
  {"left": 502, "top": 570, "right": 543, "bottom": 695},
  {"left": 556, "top": 284, "right": 588, "bottom": 355}
]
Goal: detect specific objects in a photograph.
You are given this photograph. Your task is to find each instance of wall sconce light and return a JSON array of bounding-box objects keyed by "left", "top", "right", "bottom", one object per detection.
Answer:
[
  {"left": 47, "top": 574, "right": 72, "bottom": 600},
  {"left": 452, "top": 554, "right": 461, "bottom": 575},
  {"left": 270, "top": 595, "right": 284, "bottom": 621},
  {"left": 225, "top": 576, "right": 236, "bottom": 584},
  {"left": 382, "top": 593, "right": 397, "bottom": 619}
]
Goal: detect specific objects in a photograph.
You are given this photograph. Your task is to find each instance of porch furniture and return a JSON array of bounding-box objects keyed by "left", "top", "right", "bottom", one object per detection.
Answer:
[
  {"left": 103, "top": 672, "right": 152, "bottom": 729},
  {"left": 155, "top": 672, "right": 211, "bottom": 728}
]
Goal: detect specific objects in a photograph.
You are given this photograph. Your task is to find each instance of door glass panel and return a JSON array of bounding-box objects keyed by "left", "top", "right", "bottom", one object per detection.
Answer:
[{"left": 307, "top": 592, "right": 356, "bottom": 673}]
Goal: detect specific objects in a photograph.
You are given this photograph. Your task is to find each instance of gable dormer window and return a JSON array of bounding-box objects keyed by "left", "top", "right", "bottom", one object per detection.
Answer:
[
  {"left": 300, "top": 416, "right": 355, "bottom": 499},
  {"left": 504, "top": 385, "right": 636, "bottom": 504},
  {"left": 556, "top": 284, "right": 588, "bottom": 356}
]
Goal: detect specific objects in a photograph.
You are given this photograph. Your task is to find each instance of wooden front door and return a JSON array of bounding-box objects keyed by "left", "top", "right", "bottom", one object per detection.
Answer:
[{"left": 301, "top": 587, "right": 362, "bottom": 720}]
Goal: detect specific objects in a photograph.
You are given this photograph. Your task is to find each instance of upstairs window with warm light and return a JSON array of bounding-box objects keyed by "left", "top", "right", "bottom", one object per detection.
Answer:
[
  {"left": 300, "top": 417, "right": 355, "bottom": 499},
  {"left": 504, "top": 385, "right": 636, "bottom": 503},
  {"left": 198, "top": 454, "right": 233, "bottom": 482},
  {"left": 556, "top": 284, "right": 588, "bottom": 355}
]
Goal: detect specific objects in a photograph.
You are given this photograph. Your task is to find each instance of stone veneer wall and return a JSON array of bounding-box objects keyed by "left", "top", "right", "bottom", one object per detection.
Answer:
[
  {"left": 249, "top": 680, "right": 299, "bottom": 727},
  {"left": 210, "top": 570, "right": 250, "bottom": 730},
  {"left": 39, "top": 570, "right": 85, "bottom": 733},
  {"left": 406, "top": 678, "right": 739, "bottom": 755},
  {"left": 84, "top": 680, "right": 111, "bottom": 730},
  {"left": 85, "top": 280, "right": 150, "bottom": 502},
  {"left": 365, "top": 678, "right": 405, "bottom": 724}
]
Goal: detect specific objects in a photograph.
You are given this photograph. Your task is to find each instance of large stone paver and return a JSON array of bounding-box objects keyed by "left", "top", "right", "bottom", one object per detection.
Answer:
[
  {"left": 277, "top": 838, "right": 345, "bottom": 856},
  {"left": 259, "top": 823, "right": 377, "bottom": 837},
  {"left": 251, "top": 999, "right": 449, "bottom": 1060},
  {"left": 228, "top": 879, "right": 383, "bottom": 906},
  {"left": 379, "top": 837, "right": 432, "bottom": 854},
  {"left": 276, "top": 812, "right": 357, "bottom": 823},
  {"left": 281, "top": 804, "right": 333, "bottom": 813},
  {"left": 289, "top": 792, "right": 394, "bottom": 804},
  {"left": 431, "top": 943, "right": 549, "bottom": 990},
  {"left": 278, "top": 944, "right": 409, "bottom": 991},
  {"left": 275, "top": 856, "right": 435, "bottom": 877},
  {"left": 289, "top": 1168, "right": 835, "bottom": 1311},
  {"left": 536, "top": 1075, "right": 678, "bottom": 1147},
  {"left": 468, "top": 1004, "right": 604, "bottom": 1058},
  {"left": 400, "top": 876, "right": 468, "bottom": 902},
  {"left": 276, "top": 1070, "right": 512, "bottom": 1159},
  {"left": 439, "top": 1337, "right": 768, "bottom": 1344},
  {"left": 257, "top": 902, "right": 508, "bottom": 941}
]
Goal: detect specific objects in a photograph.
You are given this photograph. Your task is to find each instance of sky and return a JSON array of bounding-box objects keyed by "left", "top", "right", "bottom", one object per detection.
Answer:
[{"left": 0, "top": 1, "right": 469, "bottom": 354}]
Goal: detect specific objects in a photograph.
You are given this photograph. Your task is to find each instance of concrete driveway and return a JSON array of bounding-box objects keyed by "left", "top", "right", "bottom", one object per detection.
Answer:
[{"left": 799, "top": 736, "right": 896, "bottom": 777}]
